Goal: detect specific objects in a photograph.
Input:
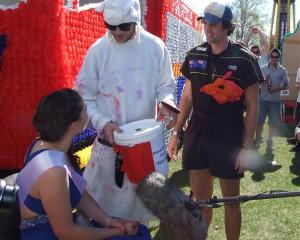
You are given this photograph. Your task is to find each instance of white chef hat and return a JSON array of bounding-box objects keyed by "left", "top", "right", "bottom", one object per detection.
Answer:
[{"left": 96, "top": 0, "right": 141, "bottom": 25}]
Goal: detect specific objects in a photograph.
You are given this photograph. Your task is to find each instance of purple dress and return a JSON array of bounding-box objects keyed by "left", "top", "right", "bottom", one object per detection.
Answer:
[{"left": 17, "top": 144, "right": 151, "bottom": 240}]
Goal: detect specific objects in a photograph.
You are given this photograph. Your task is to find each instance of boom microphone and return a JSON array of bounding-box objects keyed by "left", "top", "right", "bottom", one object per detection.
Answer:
[{"left": 136, "top": 172, "right": 207, "bottom": 240}]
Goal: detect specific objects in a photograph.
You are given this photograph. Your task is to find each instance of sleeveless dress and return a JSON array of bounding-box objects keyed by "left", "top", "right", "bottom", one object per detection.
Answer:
[{"left": 17, "top": 142, "right": 151, "bottom": 240}]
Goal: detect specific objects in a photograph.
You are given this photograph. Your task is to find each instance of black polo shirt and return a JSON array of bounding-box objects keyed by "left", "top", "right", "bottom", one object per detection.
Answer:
[{"left": 181, "top": 41, "right": 263, "bottom": 120}]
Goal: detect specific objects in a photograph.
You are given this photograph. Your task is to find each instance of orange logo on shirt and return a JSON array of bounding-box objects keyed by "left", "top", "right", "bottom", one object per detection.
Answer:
[{"left": 200, "top": 71, "right": 244, "bottom": 104}]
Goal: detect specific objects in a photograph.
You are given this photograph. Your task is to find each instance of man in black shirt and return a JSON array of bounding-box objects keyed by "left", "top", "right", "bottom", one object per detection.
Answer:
[{"left": 168, "top": 2, "right": 262, "bottom": 239}]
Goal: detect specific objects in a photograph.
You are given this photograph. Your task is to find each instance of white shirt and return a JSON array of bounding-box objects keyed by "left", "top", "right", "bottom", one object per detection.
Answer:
[
  {"left": 258, "top": 53, "right": 268, "bottom": 68},
  {"left": 76, "top": 27, "right": 176, "bottom": 133}
]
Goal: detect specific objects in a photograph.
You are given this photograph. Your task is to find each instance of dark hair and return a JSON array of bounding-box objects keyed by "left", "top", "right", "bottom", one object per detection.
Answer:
[
  {"left": 32, "top": 88, "right": 83, "bottom": 169},
  {"left": 222, "top": 20, "right": 235, "bottom": 36},
  {"left": 270, "top": 47, "right": 281, "bottom": 56},
  {"left": 250, "top": 45, "right": 260, "bottom": 52}
]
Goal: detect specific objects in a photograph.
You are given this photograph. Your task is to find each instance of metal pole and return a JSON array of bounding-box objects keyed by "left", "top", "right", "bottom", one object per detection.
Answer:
[{"left": 187, "top": 191, "right": 300, "bottom": 209}]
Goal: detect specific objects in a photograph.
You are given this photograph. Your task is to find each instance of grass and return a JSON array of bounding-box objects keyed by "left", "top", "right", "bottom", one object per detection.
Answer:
[{"left": 150, "top": 123, "right": 300, "bottom": 240}]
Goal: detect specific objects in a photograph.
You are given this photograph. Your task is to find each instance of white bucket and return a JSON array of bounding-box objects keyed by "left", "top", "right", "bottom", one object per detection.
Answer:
[{"left": 113, "top": 119, "right": 168, "bottom": 183}]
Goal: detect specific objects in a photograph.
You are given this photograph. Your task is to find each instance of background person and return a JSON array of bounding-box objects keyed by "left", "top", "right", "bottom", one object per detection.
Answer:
[
  {"left": 253, "top": 48, "right": 289, "bottom": 149},
  {"left": 76, "top": 0, "right": 178, "bottom": 226},
  {"left": 294, "top": 67, "right": 300, "bottom": 124},
  {"left": 294, "top": 121, "right": 300, "bottom": 142},
  {"left": 16, "top": 88, "right": 151, "bottom": 240},
  {"left": 244, "top": 26, "right": 269, "bottom": 67},
  {"left": 168, "top": 2, "right": 261, "bottom": 240},
  {"left": 287, "top": 67, "right": 300, "bottom": 151}
]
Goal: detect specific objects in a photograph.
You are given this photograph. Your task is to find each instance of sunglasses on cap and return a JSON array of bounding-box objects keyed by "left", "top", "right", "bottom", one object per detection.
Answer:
[
  {"left": 104, "top": 22, "right": 133, "bottom": 31},
  {"left": 270, "top": 55, "right": 279, "bottom": 59}
]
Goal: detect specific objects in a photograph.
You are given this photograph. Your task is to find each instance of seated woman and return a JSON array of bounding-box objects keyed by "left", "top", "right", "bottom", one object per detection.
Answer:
[{"left": 16, "top": 88, "right": 151, "bottom": 240}]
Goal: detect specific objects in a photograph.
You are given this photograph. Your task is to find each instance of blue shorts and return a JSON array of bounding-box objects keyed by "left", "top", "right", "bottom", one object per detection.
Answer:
[{"left": 258, "top": 100, "right": 280, "bottom": 127}]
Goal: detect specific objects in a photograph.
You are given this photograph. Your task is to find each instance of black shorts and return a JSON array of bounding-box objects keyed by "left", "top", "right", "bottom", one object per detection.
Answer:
[{"left": 182, "top": 116, "right": 244, "bottom": 179}]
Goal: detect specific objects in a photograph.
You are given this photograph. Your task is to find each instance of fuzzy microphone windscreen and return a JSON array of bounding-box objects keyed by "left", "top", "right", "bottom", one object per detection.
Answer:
[{"left": 136, "top": 172, "right": 207, "bottom": 240}]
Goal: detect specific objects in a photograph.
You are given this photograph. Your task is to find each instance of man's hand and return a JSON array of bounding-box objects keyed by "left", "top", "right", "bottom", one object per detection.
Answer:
[
  {"left": 235, "top": 148, "right": 261, "bottom": 173},
  {"left": 268, "top": 86, "right": 275, "bottom": 93},
  {"left": 167, "top": 134, "right": 179, "bottom": 160},
  {"left": 268, "top": 86, "right": 283, "bottom": 93},
  {"left": 235, "top": 148, "right": 248, "bottom": 174},
  {"left": 103, "top": 121, "right": 123, "bottom": 145}
]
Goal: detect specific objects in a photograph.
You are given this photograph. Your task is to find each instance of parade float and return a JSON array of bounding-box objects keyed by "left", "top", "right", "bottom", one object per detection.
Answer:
[
  {"left": 0, "top": 0, "right": 201, "bottom": 171},
  {"left": 280, "top": 21, "right": 300, "bottom": 124},
  {"left": 269, "top": 0, "right": 300, "bottom": 124}
]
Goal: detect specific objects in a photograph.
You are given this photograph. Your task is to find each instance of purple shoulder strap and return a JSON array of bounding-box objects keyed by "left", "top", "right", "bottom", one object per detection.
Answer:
[{"left": 16, "top": 150, "right": 86, "bottom": 207}]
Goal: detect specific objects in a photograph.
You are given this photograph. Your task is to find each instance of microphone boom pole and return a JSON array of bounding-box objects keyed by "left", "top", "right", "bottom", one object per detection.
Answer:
[{"left": 187, "top": 190, "right": 300, "bottom": 209}]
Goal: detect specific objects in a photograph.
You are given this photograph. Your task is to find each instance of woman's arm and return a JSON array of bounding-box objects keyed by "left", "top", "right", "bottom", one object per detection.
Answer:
[
  {"left": 244, "top": 28, "right": 254, "bottom": 48},
  {"left": 256, "top": 28, "right": 269, "bottom": 55},
  {"left": 78, "top": 192, "right": 138, "bottom": 236},
  {"left": 38, "top": 167, "right": 125, "bottom": 240}
]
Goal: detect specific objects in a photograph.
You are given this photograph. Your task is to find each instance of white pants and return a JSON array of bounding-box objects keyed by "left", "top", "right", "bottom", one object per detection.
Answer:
[{"left": 83, "top": 140, "right": 155, "bottom": 225}]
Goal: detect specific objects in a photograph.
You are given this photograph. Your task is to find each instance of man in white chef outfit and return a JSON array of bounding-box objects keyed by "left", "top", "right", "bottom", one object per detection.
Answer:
[{"left": 76, "top": 0, "right": 178, "bottom": 225}]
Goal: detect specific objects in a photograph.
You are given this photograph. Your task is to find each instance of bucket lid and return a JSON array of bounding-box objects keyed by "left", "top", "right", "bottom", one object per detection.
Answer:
[{"left": 114, "top": 119, "right": 163, "bottom": 146}]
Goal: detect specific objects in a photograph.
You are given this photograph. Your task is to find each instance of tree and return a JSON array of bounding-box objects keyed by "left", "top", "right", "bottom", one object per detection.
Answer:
[{"left": 230, "top": 0, "right": 270, "bottom": 44}]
